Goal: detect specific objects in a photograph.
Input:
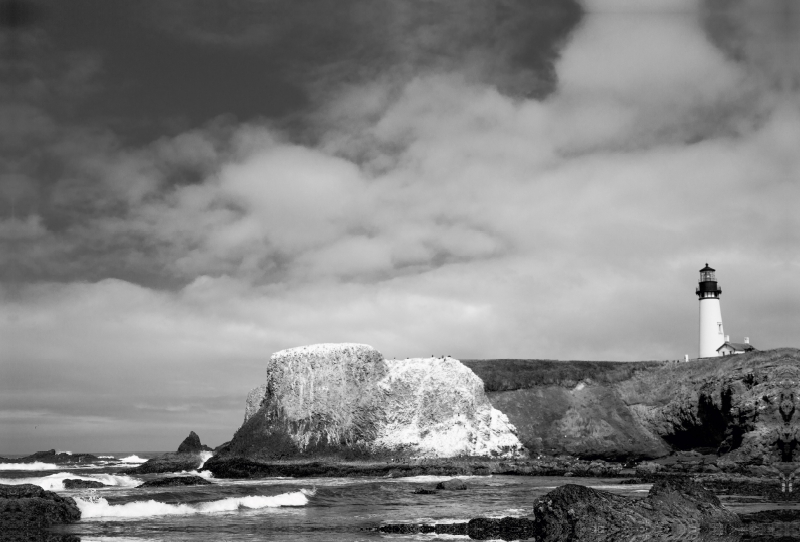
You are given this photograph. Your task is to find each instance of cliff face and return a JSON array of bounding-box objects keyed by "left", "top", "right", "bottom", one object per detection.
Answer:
[
  {"left": 219, "top": 344, "right": 523, "bottom": 461},
  {"left": 466, "top": 348, "right": 800, "bottom": 462}
]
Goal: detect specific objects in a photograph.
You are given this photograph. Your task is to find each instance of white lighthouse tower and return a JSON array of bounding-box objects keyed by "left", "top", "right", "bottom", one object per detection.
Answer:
[{"left": 697, "top": 263, "right": 724, "bottom": 358}]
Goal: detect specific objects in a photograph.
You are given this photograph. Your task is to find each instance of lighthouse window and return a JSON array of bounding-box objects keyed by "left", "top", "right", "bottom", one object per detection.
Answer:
[{"left": 718, "top": 323, "right": 723, "bottom": 333}]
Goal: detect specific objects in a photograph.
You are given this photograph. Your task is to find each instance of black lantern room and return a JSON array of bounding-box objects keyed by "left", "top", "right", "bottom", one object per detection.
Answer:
[{"left": 696, "top": 263, "right": 722, "bottom": 299}]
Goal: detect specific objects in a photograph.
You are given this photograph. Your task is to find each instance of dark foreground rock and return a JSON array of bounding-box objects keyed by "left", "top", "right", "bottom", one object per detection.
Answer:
[
  {"left": 467, "top": 517, "right": 536, "bottom": 540},
  {"left": 62, "top": 479, "right": 106, "bottom": 489},
  {"left": 531, "top": 479, "right": 741, "bottom": 541},
  {"left": 137, "top": 475, "right": 212, "bottom": 488},
  {"left": 413, "top": 487, "right": 437, "bottom": 494},
  {"left": 176, "top": 431, "right": 213, "bottom": 454},
  {"left": 0, "top": 534, "right": 81, "bottom": 542},
  {"left": 739, "top": 509, "right": 800, "bottom": 523},
  {"left": 377, "top": 523, "right": 468, "bottom": 536},
  {"left": 0, "top": 484, "right": 81, "bottom": 529},
  {"left": 436, "top": 478, "right": 468, "bottom": 490}
]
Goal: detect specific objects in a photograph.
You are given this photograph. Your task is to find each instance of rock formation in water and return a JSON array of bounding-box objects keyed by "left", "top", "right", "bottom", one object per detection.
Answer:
[
  {"left": 0, "top": 483, "right": 81, "bottom": 529},
  {"left": 466, "top": 348, "right": 800, "bottom": 463},
  {"left": 125, "top": 431, "right": 213, "bottom": 475},
  {"left": 177, "top": 431, "right": 213, "bottom": 454},
  {"left": 0, "top": 449, "right": 99, "bottom": 465},
  {"left": 209, "top": 344, "right": 523, "bottom": 467},
  {"left": 62, "top": 479, "right": 106, "bottom": 489}
]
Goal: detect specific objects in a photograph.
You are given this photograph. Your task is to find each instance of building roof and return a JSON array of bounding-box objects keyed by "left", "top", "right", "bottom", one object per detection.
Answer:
[
  {"left": 717, "top": 341, "right": 756, "bottom": 352},
  {"left": 700, "top": 263, "right": 715, "bottom": 272}
]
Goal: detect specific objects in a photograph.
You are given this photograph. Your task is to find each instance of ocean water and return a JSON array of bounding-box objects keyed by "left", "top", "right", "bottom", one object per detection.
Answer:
[{"left": 0, "top": 452, "right": 790, "bottom": 541}]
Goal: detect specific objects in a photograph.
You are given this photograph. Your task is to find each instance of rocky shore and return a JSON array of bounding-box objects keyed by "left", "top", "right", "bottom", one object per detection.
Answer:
[
  {"left": 203, "top": 455, "right": 625, "bottom": 479},
  {"left": 0, "top": 483, "right": 81, "bottom": 532},
  {"left": 378, "top": 478, "right": 742, "bottom": 541}
]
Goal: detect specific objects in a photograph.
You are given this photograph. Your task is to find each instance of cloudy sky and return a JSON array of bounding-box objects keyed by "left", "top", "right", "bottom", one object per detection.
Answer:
[{"left": 1, "top": 0, "right": 798, "bottom": 454}]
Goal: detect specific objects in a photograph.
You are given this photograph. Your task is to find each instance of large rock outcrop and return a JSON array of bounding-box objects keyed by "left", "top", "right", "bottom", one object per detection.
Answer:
[
  {"left": 177, "top": 431, "right": 213, "bottom": 454},
  {"left": 0, "top": 483, "right": 81, "bottom": 529},
  {"left": 211, "top": 344, "right": 523, "bottom": 464}
]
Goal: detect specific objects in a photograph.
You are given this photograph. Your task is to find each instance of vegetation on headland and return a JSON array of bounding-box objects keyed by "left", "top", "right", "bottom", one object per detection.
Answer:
[{"left": 461, "top": 358, "right": 665, "bottom": 391}]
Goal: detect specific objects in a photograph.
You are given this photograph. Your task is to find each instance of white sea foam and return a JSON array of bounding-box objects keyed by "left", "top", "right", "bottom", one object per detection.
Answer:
[
  {"left": 181, "top": 469, "right": 214, "bottom": 480},
  {"left": 118, "top": 455, "right": 147, "bottom": 464},
  {"left": 56, "top": 450, "right": 73, "bottom": 455},
  {"left": 97, "top": 455, "right": 116, "bottom": 459},
  {"left": 197, "top": 450, "right": 213, "bottom": 468},
  {"left": 0, "top": 472, "right": 141, "bottom": 491},
  {"left": 0, "top": 462, "right": 61, "bottom": 471},
  {"left": 76, "top": 489, "right": 314, "bottom": 518}
]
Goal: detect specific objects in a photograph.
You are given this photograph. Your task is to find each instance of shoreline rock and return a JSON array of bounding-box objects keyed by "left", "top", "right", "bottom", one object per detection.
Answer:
[
  {"left": 62, "top": 479, "right": 106, "bottom": 489},
  {"left": 436, "top": 478, "right": 468, "bottom": 490},
  {"left": 0, "top": 483, "right": 81, "bottom": 529},
  {"left": 531, "top": 479, "right": 741, "bottom": 541},
  {"left": 381, "top": 479, "right": 741, "bottom": 541}
]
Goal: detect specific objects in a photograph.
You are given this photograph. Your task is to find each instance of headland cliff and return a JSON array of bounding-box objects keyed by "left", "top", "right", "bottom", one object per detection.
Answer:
[
  {"left": 467, "top": 348, "right": 800, "bottom": 464},
  {"left": 206, "top": 345, "right": 800, "bottom": 477}
]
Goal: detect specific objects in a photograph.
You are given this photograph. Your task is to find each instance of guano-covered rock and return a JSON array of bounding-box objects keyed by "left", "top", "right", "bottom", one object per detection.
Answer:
[{"left": 212, "top": 344, "right": 523, "bottom": 465}]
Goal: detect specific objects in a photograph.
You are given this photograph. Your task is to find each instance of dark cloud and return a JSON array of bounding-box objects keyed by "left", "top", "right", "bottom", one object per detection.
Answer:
[
  {"left": 703, "top": 0, "right": 800, "bottom": 92},
  {"left": 2, "top": 0, "right": 799, "bottom": 454}
]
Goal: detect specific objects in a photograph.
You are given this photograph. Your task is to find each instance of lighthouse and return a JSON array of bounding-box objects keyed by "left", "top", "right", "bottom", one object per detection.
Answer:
[{"left": 697, "top": 264, "right": 724, "bottom": 358}]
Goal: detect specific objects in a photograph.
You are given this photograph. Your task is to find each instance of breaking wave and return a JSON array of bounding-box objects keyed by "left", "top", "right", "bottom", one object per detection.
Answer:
[
  {"left": 197, "top": 450, "right": 214, "bottom": 468},
  {"left": 76, "top": 488, "right": 315, "bottom": 518},
  {"left": 0, "top": 462, "right": 61, "bottom": 471},
  {"left": 118, "top": 455, "right": 148, "bottom": 464},
  {"left": 0, "top": 472, "right": 141, "bottom": 491},
  {"left": 180, "top": 469, "right": 214, "bottom": 479}
]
